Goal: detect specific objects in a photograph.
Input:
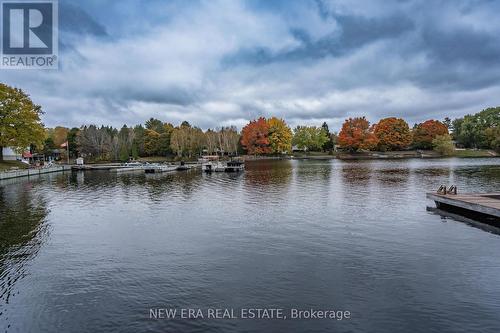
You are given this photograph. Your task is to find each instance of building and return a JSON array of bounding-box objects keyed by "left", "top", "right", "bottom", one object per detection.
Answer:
[{"left": 1, "top": 147, "right": 19, "bottom": 161}]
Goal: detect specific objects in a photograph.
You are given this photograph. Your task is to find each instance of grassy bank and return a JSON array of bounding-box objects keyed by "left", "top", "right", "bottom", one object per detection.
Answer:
[
  {"left": 0, "top": 160, "right": 29, "bottom": 171},
  {"left": 452, "top": 149, "right": 498, "bottom": 158}
]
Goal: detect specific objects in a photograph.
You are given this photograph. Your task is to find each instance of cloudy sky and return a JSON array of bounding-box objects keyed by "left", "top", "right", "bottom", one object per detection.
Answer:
[{"left": 3, "top": 0, "right": 500, "bottom": 131}]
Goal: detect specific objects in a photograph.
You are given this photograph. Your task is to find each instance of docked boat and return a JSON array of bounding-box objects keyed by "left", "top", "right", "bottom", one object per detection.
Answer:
[
  {"left": 225, "top": 160, "right": 244, "bottom": 172},
  {"left": 144, "top": 164, "right": 177, "bottom": 173},
  {"left": 202, "top": 160, "right": 244, "bottom": 173},
  {"left": 203, "top": 161, "right": 225, "bottom": 172},
  {"left": 176, "top": 161, "right": 190, "bottom": 171}
]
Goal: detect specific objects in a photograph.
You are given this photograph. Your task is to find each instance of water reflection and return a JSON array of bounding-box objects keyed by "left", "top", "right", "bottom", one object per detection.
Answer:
[
  {"left": 339, "top": 161, "right": 372, "bottom": 186},
  {"left": 244, "top": 160, "right": 293, "bottom": 187},
  {"left": 243, "top": 160, "right": 293, "bottom": 205},
  {"left": 0, "top": 183, "right": 48, "bottom": 325},
  {"left": 0, "top": 158, "right": 499, "bottom": 333}
]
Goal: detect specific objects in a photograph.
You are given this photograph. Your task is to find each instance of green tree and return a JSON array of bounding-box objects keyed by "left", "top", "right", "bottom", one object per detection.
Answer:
[
  {"left": 133, "top": 125, "right": 146, "bottom": 157},
  {"left": 443, "top": 117, "right": 452, "bottom": 130},
  {"left": 321, "top": 122, "right": 334, "bottom": 151},
  {"left": 145, "top": 118, "right": 164, "bottom": 133},
  {"left": 484, "top": 127, "right": 500, "bottom": 153},
  {"left": 452, "top": 107, "right": 499, "bottom": 149},
  {"left": 292, "top": 126, "right": 328, "bottom": 151},
  {"left": 0, "top": 83, "right": 45, "bottom": 161},
  {"left": 119, "top": 145, "right": 129, "bottom": 162},
  {"left": 42, "top": 137, "right": 56, "bottom": 156},
  {"left": 67, "top": 127, "right": 79, "bottom": 158},
  {"left": 131, "top": 143, "right": 139, "bottom": 159},
  {"left": 432, "top": 134, "right": 455, "bottom": 156}
]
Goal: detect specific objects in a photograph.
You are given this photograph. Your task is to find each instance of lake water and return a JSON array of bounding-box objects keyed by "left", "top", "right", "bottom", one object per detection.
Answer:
[{"left": 1, "top": 158, "right": 500, "bottom": 333}]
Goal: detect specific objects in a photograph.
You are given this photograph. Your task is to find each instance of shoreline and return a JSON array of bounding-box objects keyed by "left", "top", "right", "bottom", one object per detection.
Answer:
[
  {"left": 245, "top": 149, "right": 498, "bottom": 161},
  {"left": 1, "top": 150, "right": 497, "bottom": 180}
]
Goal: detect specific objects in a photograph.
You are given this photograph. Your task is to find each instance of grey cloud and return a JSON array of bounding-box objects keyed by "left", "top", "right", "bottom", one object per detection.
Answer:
[
  {"left": 223, "top": 13, "right": 414, "bottom": 65},
  {"left": 59, "top": 2, "right": 108, "bottom": 36},
  {"left": 2, "top": 0, "right": 500, "bottom": 131},
  {"left": 421, "top": 27, "right": 500, "bottom": 66}
]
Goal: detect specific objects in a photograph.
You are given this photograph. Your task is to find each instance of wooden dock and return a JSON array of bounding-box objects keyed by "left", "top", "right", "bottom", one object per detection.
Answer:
[
  {"left": 427, "top": 192, "right": 500, "bottom": 223},
  {"left": 0, "top": 165, "right": 71, "bottom": 180}
]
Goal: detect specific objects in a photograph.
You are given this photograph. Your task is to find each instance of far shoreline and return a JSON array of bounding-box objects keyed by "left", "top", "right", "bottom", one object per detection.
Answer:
[{"left": 244, "top": 149, "right": 498, "bottom": 161}]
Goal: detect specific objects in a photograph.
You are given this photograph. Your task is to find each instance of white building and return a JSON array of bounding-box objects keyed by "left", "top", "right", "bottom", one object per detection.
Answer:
[{"left": 1, "top": 147, "right": 19, "bottom": 161}]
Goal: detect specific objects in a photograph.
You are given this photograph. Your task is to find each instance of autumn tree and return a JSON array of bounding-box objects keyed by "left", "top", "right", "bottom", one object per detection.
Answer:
[
  {"left": 204, "top": 127, "right": 240, "bottom": 155},
  {"left": 338, "top": 117, "right": 378, "bottom": 151},
  {"left": 240, "top": 117, "right": 271, "bottom": 155},
  {"left": 170, "top": 123, "right": 205, "bottom": 157},
  {"left": 267, "top": 117, "right": 292, "bottom": 154},
  {"left": 144, "top": 129, "right": 161, "bottom": 156},
  {"left": 218, "top": 126, "right": 240, "bottom": 155},
  {"left": 0, "top": 83, "right": 45, "bottom": 161},
  {"left": 157, "top": 123, "right": 174, "bottom": 155},
  {"left": 170, "top": 127, "right": 187, "bottom": 157},
  {"left": 373, "top": 117, "right": 412, "bottom": 151},
  {"left": 412, "top": 120, "right": 448, "bottom": 149},
  {"left": 53, "top": 126, "right": 69, "bottom": 147},
  {"left": 205, "top": 129, "right": 219, "bottom": 154}
]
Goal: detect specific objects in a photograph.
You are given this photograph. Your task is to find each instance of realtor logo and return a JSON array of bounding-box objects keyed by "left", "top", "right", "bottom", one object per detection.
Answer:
[{"left": 1, "top": 0, "right": 58, "bottom": 69}]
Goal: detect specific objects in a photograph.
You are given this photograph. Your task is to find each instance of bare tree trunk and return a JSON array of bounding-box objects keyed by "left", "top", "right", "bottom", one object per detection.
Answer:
[{"left": 0, "top": 146, "right": 3, "bottom": 161}]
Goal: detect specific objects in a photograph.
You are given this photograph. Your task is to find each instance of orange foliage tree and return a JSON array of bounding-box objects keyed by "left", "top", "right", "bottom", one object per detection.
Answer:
[
  {"left": 338, "top": 117, "right": 378, "bottom": 151},
  {"left": 412, "top": 120, "right": 449, "bottom": 149},
  {"left": 240, "top": 117, "right": 272, "bottom": 155},
  {"left": 373, "top": 117, "right": 412, "bottom": 151}
]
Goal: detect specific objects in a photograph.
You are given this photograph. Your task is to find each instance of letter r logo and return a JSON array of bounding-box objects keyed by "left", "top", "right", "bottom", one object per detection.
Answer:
[{"left": 2, "top": 1, "right": 54, "bottom": 54}]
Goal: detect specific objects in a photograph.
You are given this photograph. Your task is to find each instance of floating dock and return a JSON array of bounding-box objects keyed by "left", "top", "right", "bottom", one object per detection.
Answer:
[
  {"left": 0, "top": 165, "right": 71, "bottom": 180},
  {"left": 427, "top": 192, "right": 500, "bottom": 224}
]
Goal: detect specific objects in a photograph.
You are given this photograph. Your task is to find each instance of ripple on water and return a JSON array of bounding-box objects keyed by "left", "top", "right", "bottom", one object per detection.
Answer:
[{"left": 1, "top": 158, "right": 500, "bottom": 333}]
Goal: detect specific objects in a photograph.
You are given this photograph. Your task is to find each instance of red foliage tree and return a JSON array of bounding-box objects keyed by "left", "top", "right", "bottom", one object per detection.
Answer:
[
  {"left": 412, "top": 120, "right": 449, "bottom": 149},
  {"left": 240, "top": 117, "right": 272, "bottom": 155},
  {"left": 373, "top": 117, "right": 412, "bottom": 151},
  {"left": 338, "top": 117, "right": 379, "bottom": 151}
]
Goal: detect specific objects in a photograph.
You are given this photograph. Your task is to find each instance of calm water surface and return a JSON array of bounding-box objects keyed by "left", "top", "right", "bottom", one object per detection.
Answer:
[{"left": 1, "top": 158, "right": 500, "bottom": 333}]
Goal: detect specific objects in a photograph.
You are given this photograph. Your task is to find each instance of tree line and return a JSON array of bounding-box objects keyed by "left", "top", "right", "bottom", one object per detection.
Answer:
[
  {"left": 238, "top": 109, "right": 498, "bottom": 156},
  {"left": 1, "top": 83, "right": 498, "bottom": 162},
  {"left": 43, "top": 120, "right": 240, "bottom": 162}
]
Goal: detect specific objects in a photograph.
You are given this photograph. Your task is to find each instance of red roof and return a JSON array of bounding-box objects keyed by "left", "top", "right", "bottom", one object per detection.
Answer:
[{"left": 22, "top": 151, "right": 32, "bottom": 158}]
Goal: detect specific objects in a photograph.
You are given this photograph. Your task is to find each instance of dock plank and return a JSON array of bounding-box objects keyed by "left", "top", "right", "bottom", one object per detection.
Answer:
[{"left": 427, "top": 192, "right": 500, "bottom": 218}]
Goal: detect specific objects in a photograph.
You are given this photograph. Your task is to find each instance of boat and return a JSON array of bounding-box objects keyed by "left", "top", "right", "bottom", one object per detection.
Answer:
[
  {"left": 124, "top": 162, "right": 143, "bottom": 167},
  {"left": 202, "top": 160, "right": 244, "bottom": 173},
  {"left": 176, "top": 161, "right": 190, "bottom": 171},
  {"left": 225, "top": 160, "right": 244, "bottom": 172},
  {"left": 144, "top": 164, "right": 177, "bottom": 173},
  {"left": 203, "top": 161, "right": 225, "bottom": 172}
]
